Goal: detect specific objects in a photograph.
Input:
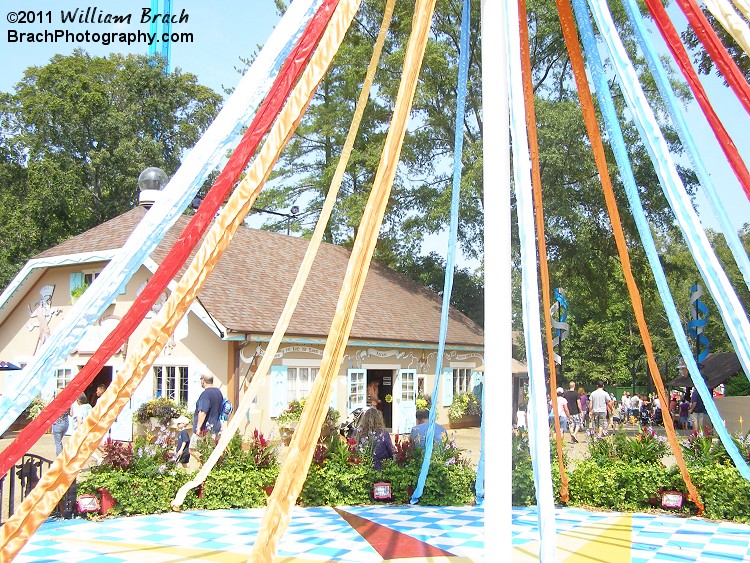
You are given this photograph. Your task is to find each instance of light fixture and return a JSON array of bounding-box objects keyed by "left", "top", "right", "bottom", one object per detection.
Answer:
[{"left": 138, "top": 167, "right": 169, "bottom": 208}]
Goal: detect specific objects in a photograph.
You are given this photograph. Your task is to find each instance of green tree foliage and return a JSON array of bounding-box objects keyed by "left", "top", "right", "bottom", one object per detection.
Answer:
[
  {"left": 0, "top": 50, "right": 221, "bottom": 289},
  {"left": 652, "top": 225, "right": 750, "bottom": 393},
  {"left": 253, "top": 0, "right": 693, "bottom": 354},
  {"left": 681, "top": 9, "right": 750, "bottom": 82}
]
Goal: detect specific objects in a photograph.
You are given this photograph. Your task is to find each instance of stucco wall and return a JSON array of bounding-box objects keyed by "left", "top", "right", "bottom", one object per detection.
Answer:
[
  {"left": 714, "top": 396, "right": 750, "bottom": 435},
  {"left": 236, "top": 341, "right": 483, "bottom": 439}
]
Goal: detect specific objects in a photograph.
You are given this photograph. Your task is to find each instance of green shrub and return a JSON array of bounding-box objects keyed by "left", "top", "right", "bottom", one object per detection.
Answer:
[
  {"left": 300, "top": 458, "right": 375, "bottom": 506},
  {"left": 448, "top": 392, "right": 481, "bottom": 422},
  {"left": 688, "top": 464, "right": 750, "bottom": 523},
  {"left": 79, "top": 467, "right": 199, "bottom": 515},
  {"left": 202, "top": 466, "right": 279, "bottom": 509},
  {"left": 613, "top": 427, "right": 668, "bottom": 465},
  {"left": 567, "top": 460, "right": 681, "bottom": 511}
]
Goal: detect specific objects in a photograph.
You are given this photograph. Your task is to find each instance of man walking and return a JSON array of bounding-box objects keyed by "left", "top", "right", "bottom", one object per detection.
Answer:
[
  {"left": 589, "top": 380, "right": 610, "bottom": 438},
  {"left": 193, "top": 373, "right": 224, "bottom": 435},
  {"left": 562, "top": 381, "right": 582, "bottom": 443}
]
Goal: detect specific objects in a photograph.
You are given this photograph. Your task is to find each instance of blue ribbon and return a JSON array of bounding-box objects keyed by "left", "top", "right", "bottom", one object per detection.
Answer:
[
  {"left": 551, "top": 287, "right": 569, "bottom": 364},
  {"left": 410, "top": 0, "right": 471, "bottom": 505},
  {"left": 574, "top": 0, "right": 750, "bottom": 482},
  {"left": 689, "top": 283, "right": 710, "bottom": 363}
]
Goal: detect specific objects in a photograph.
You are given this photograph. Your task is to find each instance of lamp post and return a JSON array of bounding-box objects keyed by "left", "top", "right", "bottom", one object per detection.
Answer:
[{"left": 250, "top": 206, "right": 300, "bottom": 235}]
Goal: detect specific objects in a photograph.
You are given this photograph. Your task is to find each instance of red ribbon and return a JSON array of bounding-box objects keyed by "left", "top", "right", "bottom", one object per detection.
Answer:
[
  {"left": 644, "top": 0, "right": 750, "bottom": 202},
  {"left": 0, "top": 0, "right": 341, "bottom": 478}
]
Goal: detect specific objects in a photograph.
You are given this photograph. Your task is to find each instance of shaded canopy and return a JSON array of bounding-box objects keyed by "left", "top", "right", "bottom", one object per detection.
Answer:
[{"left": 667, "top": 352, "right": 742, "bottom": 389}]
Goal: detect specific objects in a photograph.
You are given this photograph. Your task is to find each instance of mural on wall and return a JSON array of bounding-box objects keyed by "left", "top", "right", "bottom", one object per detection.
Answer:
[
  {"left": 27, "top": 285, "right": 62, "bottom": 354},
  {"left": 239, "top": 343, "right": 483, "bottom": 372}
]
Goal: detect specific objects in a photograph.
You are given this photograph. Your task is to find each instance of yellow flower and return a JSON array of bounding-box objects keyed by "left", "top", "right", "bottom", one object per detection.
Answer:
[{"left": 385, "top": 394, "right": 393, "bottom": 403}]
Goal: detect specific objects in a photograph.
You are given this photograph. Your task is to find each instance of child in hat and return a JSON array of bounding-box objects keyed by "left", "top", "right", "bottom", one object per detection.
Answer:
[{"left": 175, "top": 415, "right": 191, "bottom": 467}]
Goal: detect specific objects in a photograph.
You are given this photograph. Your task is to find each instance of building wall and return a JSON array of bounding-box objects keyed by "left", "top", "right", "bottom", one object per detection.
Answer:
[
  {"left": 713, "top": 396, "right": 750, "bottom": 435},
  {"left": 0, "top": 263, "right": 231, "bottom": 418},
  {"left": 0, "top": 261, "right": 483, "bottom": 441},
  {"left": 236, "top": 340, "right": 483, "bottom": 439}
]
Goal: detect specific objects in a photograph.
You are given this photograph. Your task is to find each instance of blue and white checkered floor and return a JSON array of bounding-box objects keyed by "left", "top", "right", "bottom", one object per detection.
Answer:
[{"left": 14, "top": 505, "right": 750, "bottom": 562}]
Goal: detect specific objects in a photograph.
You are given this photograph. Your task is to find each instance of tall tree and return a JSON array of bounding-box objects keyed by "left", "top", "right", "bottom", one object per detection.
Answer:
[
  {"left": 0, "top": 50, "right": 221, "bottom": 289},
  {"left": 253, "top": 0, "right": 700, "bottom": 375}
]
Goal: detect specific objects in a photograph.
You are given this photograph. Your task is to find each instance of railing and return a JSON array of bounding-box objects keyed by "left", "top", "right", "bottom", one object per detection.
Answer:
[{"left": 0, "top": 454, "right": 76, "bottom": 525}]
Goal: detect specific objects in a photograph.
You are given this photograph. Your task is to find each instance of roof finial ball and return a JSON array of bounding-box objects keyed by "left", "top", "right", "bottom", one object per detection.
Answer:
[{"left": 137, "top": 167, "right": 169, "bottom": 208}]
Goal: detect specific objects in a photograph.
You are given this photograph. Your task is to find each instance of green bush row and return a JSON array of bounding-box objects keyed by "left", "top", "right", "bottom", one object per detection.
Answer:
[
  {"left": 512, "top": 427, "right": 750, "bottom": 523},
  {"left": 79, "top": 430, "right": 478, "bottom": 516}
]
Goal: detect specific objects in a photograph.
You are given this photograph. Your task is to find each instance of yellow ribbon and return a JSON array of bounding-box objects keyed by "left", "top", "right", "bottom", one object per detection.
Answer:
[
  {"left": 705, "top": 0, "right": 750, "bottom": 58},
  {"left": 250, "top": 0, "right": 438, "bottom": 558},
  {"left": 171, "top": 0, "right": 393, "bottom": 510},
  {"left": 0, "top": 0, "right": 359, "bottom": 558}
]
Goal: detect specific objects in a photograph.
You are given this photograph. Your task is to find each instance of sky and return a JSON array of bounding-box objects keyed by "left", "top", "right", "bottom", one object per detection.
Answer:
[{"left": 1, "top": 0, "right": 748, "bottom": 266}]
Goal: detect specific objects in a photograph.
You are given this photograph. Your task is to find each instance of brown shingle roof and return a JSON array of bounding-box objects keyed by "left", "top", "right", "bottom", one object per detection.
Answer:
[{"left": 35, "top": 207, "right": 484, "bottom": 346}]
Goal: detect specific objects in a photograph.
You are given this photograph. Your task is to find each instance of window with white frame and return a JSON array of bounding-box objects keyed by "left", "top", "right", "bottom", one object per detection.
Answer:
[
  {"left": 348, "top": 369, "right": 366, "bottom": 411},
  {"left": 56, "top": 367, "right": 74, "bottom": 389},
  {"left": 153, "top": 365, "right": 189, "bottom": 403},
  {"left": 83, "top": 270, "right": 101, "bottom": 286},
  {"left": 453, "top": 368, "right": 471, "bottom": 396},
  {"left": 287, "top": 367, "right": 318, "bottom": 402}
]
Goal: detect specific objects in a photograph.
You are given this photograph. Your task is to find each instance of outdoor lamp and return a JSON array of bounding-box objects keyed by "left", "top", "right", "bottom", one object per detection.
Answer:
[{"left": 138, "top": 167, "right": 169, "bottom": 208}]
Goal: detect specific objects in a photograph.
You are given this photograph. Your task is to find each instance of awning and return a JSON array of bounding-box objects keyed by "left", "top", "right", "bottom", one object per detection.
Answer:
[
  {"left": 0, "top": 361, "right": 21, "bottom": 370},
  {"left": 667, "top": 352, "right": 742, "bottom": 389}
]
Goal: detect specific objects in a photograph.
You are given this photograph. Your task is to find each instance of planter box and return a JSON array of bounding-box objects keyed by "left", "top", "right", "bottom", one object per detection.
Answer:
[{"left": 447, "top": 415, "right": 481, "bottom": 429}]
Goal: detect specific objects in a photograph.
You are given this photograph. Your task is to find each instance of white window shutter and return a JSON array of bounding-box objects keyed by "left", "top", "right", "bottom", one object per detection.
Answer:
[
  {"left": 270, "top": 366, "right": 288, "bottom": 417},
  {"left": 187, "top": 366, "right": 203, "bottom": 411},
  {"left": 347, "top": 369, "right": 366, "bottom": 413},
  {"left": 442, "top": 367, "right": 454, "bottom": 406}
]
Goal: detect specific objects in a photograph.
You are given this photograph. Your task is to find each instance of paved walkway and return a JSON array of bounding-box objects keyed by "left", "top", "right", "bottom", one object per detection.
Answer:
[{"left": 13, "top": 504, "right": 750, "bottom": 562}]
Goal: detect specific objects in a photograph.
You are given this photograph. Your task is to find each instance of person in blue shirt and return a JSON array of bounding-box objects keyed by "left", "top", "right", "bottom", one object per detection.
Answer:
[
  {"left": 193, "top": 373, "right": 223, "bottom": 435},
  {"left": 174, "top": 415, "right": 191, "bottom": 467},
  {"left": 410, "top": 409, "right": 447, "bottom": 449}
]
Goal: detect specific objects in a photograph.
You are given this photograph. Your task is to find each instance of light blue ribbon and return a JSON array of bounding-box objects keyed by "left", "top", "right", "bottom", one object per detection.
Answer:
[
  {"left": 620, "top": 0, "right": 750, "bottom": 294},
  {"left": 0, "top": 0, "right": 325, "bottom": 435},
  {"left": 504, "top": 0, "right": 558, "bottom": 556},
  {"left": 410, "top": 0, "right": 471, "bottom": 505},
  {"left": 573, "top": 0, "right": 750, "bottom": 481}
]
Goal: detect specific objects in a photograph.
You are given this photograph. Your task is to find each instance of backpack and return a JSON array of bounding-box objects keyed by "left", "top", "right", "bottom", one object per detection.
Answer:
[{"left": 219, "top": 397, "right": 233, "bottom": 421}]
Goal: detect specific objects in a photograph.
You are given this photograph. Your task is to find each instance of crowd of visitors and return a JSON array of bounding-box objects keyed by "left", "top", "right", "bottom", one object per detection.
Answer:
[{"left": 515, "top": 380, "right": 710, "bottom": 442}]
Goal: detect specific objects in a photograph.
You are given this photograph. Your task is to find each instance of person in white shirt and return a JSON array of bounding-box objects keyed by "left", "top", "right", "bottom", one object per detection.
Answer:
[
  {"left": 621, "top": 391, "right": 632, "bottom": 421},
  {"left": 589, "top": 381, "right": 610, "bottom": 437}
]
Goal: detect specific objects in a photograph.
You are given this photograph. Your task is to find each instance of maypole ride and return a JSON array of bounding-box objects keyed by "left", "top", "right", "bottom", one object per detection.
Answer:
[{"left": 3, "top": 0, "right": 750, "bottom": 559}]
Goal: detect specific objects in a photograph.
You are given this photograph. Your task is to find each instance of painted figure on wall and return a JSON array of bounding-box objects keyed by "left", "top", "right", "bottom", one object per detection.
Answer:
[{"left": 27, "top": 285, "right": 62, "bottom": 354}]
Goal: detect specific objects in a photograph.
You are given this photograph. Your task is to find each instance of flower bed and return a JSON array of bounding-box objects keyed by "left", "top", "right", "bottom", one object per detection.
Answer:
[{"left": 79, "top": 428, "right": 478, "bottom": 517}]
